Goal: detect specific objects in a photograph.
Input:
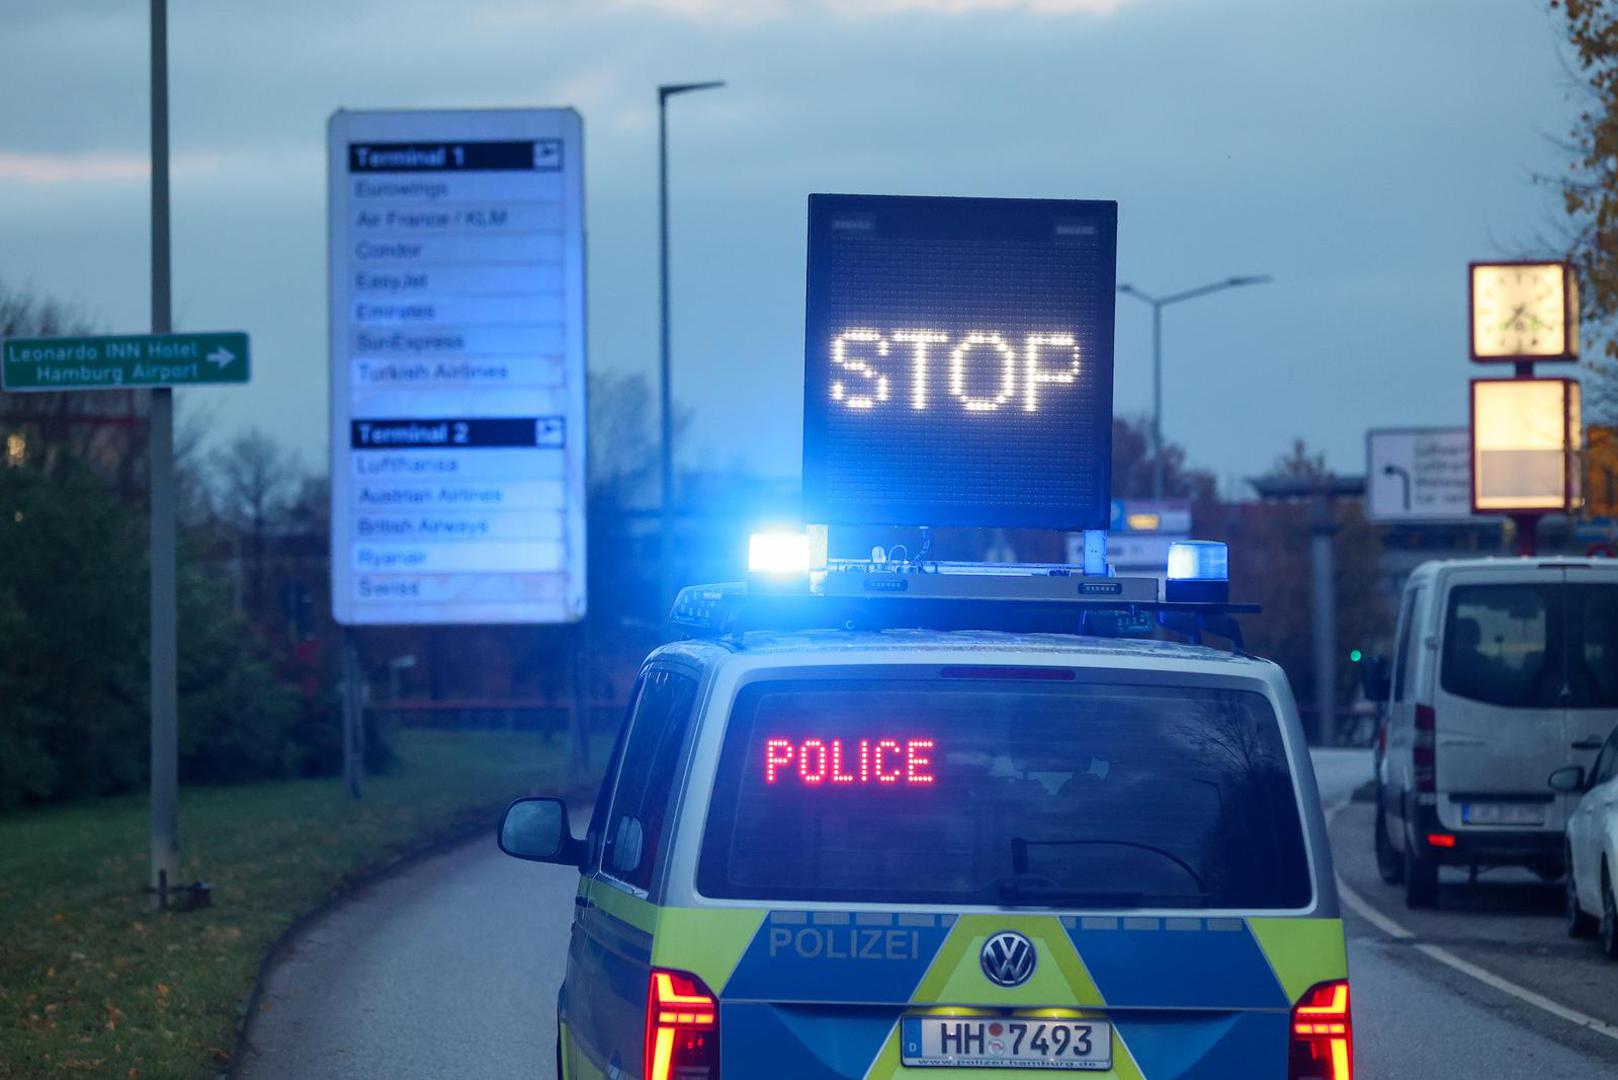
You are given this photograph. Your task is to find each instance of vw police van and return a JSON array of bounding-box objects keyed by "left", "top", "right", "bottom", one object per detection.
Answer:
[{"left": 499, "top": 544, "right": 1352, "bottom": 1080}]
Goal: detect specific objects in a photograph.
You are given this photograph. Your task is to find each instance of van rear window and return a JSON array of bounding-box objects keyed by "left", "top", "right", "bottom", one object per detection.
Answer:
[
  {"left": 696, "top": 675, "right": 1312, "bottom": 910},
  {"left": 1442, "top": 584, "right": 1618, "bottom": 709}
]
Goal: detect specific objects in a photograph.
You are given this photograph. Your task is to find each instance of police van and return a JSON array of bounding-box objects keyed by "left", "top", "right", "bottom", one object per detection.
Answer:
[{"left": 498, "top": 542, "right": 1352, "bottom": 1080}]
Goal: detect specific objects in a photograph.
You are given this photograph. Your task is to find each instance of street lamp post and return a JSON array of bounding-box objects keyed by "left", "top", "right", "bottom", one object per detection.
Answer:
[
  {"left": 1117, "top": 275, "right": 1271, "bottom": 498},
  {"left": 658, "top": 80, "right": 724, "bottom": 622}
]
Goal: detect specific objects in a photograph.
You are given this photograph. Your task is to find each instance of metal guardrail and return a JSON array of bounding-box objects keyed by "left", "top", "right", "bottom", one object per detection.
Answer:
[{"left": 367, "top": 699, "right": 623, "bottom": 735}]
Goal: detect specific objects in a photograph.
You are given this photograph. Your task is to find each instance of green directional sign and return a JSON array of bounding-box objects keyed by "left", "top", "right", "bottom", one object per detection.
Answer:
[{"left": 1, "top": 332, "right": 250, "bottom": 392}]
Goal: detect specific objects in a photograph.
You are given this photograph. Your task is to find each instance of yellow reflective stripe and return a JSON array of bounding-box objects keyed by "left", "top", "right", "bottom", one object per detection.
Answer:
[
  {"left": 651, "top": 907, "right": 768, "bottom": 992},
  {"left": 588, "top": 881, "right": 658, "bottom": 934},
  {"left": 860, "top": 1019, "right": 1145, "bottom": 1080},
  {"left": 1247, "top": 917, "right": 1348, "bottom": 1004},
  {"left": 560, "top": 1023, "right": 604, "bottom": 1080},
  {"left": 911, "top": 915, "right": 1104, "bottom": 1007}
]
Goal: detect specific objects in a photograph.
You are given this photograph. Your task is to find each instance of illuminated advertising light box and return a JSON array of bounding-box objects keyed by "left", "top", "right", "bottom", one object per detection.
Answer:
[
  {"left": 802, "top": 194, "right": 1118, "bottom": 529},
  {"left": 1470, "top": 377, "right": 1582, "bottom": 513}
]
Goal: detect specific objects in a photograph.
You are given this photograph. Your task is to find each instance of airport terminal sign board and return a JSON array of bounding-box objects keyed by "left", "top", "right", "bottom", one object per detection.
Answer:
[
  {"left": 802, "top": 195, "right": 1118, "bottom": 530},
  {"left": 328, "top": 109, "right": 586, "bottom": 625},
  {"left": 1365, "top": 427, "right": 1474, "bottom": 523},
  {"left": 2, "top": 332, "right": 248, "bottom": 391}
]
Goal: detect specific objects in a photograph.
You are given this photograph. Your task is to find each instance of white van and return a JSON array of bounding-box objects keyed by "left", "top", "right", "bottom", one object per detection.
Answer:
[{"left": 1373, "top": 557, "right": 1618, "bottom": 908}]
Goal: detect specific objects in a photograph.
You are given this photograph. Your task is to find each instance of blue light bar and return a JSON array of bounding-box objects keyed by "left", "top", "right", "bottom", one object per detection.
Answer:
[
  {"left": 1167, "top": 540, "right": 1228, "bottom": 581},
  {"left": 1165, "top": 540, "right": 1229, "bottom": 603}
]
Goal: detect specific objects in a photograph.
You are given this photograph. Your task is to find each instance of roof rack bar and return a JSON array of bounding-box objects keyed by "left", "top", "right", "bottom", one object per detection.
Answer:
[{"left": 671, "top": 581, "right": 1257, "bottom": 640}]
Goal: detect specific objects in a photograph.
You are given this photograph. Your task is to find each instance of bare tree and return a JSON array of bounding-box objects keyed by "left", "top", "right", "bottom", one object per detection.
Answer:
[
  {"left": 213, "top": 428, "right": 298, "bottom": 619},
  {"left": 0, "top": 279, "right": 148, "bottom": 490}
]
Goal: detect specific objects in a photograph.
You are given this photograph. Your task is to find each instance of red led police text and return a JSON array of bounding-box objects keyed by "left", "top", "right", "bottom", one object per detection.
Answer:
[{"left": 763, "top": 737, "right": 936, "bottom": 786}]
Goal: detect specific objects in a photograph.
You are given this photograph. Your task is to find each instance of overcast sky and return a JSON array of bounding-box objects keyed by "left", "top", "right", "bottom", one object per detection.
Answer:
[{"left": 0, "top": 0, "right": 1583, "bottom": 491}]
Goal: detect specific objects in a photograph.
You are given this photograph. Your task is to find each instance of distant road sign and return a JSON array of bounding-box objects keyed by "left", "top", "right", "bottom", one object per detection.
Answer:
[
  {"left": 1, "top": 332, "right": 249, "bottom": 392},
  {"left": 1366, "top": 427, "right": 1474, "bottom": 523},
  {"left": 327, "top": 108, "right": 587, "bottom": 626},
  {"left": 1108, "top": 498, "right": 1192, "bottom": 535}
]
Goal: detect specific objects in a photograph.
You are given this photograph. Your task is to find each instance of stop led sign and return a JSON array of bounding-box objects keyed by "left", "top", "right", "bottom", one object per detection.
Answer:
[{"left": 802, "top": 194, "right": 1118, "bottom": 529}]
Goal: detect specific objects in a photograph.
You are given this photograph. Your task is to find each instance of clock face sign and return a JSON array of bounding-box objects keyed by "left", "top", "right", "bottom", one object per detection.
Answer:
[{"left": 1470, "top": 262, "right": 1577, "bottom": 361}]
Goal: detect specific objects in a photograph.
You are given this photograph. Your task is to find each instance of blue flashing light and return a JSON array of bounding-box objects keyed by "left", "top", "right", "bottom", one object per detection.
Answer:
[
  {"left": 1165, "top": 540, "right": 1229, "bottom": 604},
  {"left": 1167, "top": 540, "right": 1228, "bottom": 582},
  {"left": 748, "top": 530, "right": 811, "bottom": 576}
]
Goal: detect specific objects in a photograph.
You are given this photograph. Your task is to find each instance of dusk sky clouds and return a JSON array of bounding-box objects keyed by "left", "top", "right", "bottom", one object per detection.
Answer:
[{"left": 0, "top": 0, "right": 1584, "bottom": 490}]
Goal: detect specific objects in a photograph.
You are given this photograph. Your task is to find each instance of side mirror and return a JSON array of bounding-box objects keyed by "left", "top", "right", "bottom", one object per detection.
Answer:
[
  {"left": 1548, "top": 766, "right": 1587, "bottom": 794},
  {"left": 1361, "top": 655, "right": 1391, "bottom": 703},
  {"left": 498, "top": 797, "right": 585, "bottom": 866}
]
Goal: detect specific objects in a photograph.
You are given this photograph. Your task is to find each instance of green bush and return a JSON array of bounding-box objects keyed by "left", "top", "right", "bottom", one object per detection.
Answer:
[
  {"left": 0, "top": 458, "right": 147, "bottom": 804},
  {"left": 176, "top": 558, "right": 304, "bottom": 783},
  {"left": 0, "top": 456, "right": 349, "bottom": 806}
]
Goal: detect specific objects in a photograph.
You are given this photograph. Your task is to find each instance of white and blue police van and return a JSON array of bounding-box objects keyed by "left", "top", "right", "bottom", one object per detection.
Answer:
[{"left": 499, "top": 538, "right": 1351, "bottom": 1080}]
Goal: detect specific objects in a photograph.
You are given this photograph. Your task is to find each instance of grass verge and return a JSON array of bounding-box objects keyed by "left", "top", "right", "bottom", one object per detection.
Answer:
[{"left": 0, "top": 730, "right": 595, "bottom": 1079}]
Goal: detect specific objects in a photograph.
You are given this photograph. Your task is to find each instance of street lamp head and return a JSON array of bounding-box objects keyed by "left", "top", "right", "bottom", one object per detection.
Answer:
[
  {"left": 660, "top": 80, "right": 726, "bottom": 100},
  {"left": 1226, "top": 274, "right": 1273, "bottom": 287}
]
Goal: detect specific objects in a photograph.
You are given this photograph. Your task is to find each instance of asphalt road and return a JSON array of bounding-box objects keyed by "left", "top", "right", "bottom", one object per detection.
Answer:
[
  {"left": 233, "top": 750, "right": 1618, "bottom": 1079},
  {"left": 234, "top": 837, "right": 574, "bottom": 1079},
  {"left": 1311, "top": 749, "right": 1618, "bottom": 1077}
]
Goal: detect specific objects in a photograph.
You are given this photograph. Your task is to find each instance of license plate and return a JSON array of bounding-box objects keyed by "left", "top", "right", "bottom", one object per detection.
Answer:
[
  {"left": 1462, "top": 802, "right": 1545, "bottom": 826},
  {"left": 901, "top": 1017, "right": 1111, "bottom": 1070}
]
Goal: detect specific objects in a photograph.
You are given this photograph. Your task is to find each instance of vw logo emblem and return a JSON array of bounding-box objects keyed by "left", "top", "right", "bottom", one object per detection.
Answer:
[{"left": 980, "top": 930, "right": 1037, "bottom": 988}]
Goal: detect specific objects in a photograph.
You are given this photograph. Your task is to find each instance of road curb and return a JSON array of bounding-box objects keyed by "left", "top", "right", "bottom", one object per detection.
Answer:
[
  {"left": 221, "top": 783, "right": 605, "bottom": 1080},
  {"left": 222, "top": 807, "right": 506, "bottom": 1079}
]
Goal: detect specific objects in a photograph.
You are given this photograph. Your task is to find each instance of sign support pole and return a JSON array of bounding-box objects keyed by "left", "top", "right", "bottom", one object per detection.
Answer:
[
  {"left": 1510, "top": 512, "right": 1541, "bottom": 558},
  {"left": 1309, "top": 492, "right": 1338, "bottom": 747},
  {"left": 147, "top": 0, "right": 180, "bottom": 911},
  {"left": 342, "top": 629, "right": 365, "bottom": 800},
  {"left": 658, "top": 89, "right": 675, "bottom": 623},
  {"left": 1512, "top": 360, "right": 1540, "bottom": 557},
  {"left": 569, "top": 623, "right": 592, "bottom": 776}
]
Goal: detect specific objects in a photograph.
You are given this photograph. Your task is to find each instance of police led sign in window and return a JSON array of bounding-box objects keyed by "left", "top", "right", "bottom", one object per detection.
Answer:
[
  {"left": 763, "top": 736, "right": 936, "bottom": 787},
  {"left": 803, "top": 194, "right": 1118, "bottom": 529}
]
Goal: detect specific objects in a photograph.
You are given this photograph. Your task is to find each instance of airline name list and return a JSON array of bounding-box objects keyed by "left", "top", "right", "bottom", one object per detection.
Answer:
[{"left": 341, "top": 139, "right": 573, "bottom": 605}]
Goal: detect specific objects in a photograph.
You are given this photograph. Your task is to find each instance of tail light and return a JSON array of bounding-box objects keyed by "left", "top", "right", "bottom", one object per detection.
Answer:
[
  {"left": 1413, "top": 704, "right": 1437, "bottom": 794},
  {"left": 1289, "top": 979, "right": 1352, "bottom": 1080},
  {"left": 646, "top": 968, "right": 719, "bottom": 1080}
]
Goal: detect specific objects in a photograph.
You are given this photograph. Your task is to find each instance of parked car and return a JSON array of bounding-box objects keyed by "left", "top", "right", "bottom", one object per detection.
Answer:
[
  {"left": 1371, "top": 557, "right": 1618, "bottom": 908},
  {"left": 1550, "top": 722, "right": 1618, "bottom": 958}
]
